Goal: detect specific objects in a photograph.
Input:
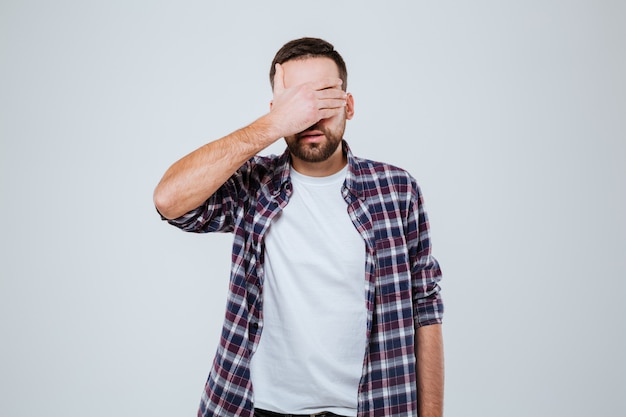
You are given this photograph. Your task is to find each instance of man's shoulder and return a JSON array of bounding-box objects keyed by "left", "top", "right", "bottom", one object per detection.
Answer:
[
  {"left": 351, "top": 154, "right": 417, "bottom": 186},
  {"left": 347, "top": 153, "right": 423, "bottom": 204}
]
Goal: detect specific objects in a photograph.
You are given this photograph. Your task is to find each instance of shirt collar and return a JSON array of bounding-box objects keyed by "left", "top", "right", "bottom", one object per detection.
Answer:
[{"left": 273, "top": 140, "right": 365, "bottom": 200}]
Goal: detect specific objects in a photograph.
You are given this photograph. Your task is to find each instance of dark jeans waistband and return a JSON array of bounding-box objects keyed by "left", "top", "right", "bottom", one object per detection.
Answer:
[{"left": 254, "top": 408, "right": 346, "bottom": 417}]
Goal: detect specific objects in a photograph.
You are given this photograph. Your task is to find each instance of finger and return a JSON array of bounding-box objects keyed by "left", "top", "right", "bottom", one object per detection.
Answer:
[
  {"left": 317, "top": 108, "right": 345, "bottom": 120},
  {"left": 315, "top": 88, "right": 347, "bottom": 110},
  {"left": 273, "top": 63, "right": 285, "bottom": 93},
  {"left": 317, "top": 97, "right": 348, "bottom": 110},
  {"left": 315, "top": 88, "right": 348, "bottom": 101},
  {"left": 311, "top": 77, "right": 343, "bottom": 92}
]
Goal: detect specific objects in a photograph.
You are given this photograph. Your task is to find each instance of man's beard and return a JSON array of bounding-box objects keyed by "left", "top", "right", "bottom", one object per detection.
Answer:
[{"left": 285, "top": 121, "right": 345, "bottom": 163}]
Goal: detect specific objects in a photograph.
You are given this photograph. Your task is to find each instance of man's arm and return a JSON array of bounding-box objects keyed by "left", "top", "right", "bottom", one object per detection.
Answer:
[
  {"left": 154, "top": 64, "right": 347, "bottom": 220},
  {"left": 153, "top": 118, "right": 277, "bottom": 220},
  {"left": 416, "top": 323, "right": 444, "bottom": 417}
]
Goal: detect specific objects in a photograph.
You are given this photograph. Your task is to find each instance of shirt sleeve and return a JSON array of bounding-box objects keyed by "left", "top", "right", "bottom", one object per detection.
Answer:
[
  {"left": 159, "top": 160, "right": 256, "bottom": 234},
  {"left": 408, "top": 181, "right": 444, "bottom": 327}
]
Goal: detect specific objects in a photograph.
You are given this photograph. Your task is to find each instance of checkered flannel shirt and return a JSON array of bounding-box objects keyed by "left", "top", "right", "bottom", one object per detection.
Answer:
[{"left": 164, "top": 141, "right": 443, "bottom": 417}]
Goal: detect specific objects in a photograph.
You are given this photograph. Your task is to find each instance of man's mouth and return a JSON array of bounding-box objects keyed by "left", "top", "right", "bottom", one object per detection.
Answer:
[{"left": 298, "top": 130, "right": 325, "bottom": 142}]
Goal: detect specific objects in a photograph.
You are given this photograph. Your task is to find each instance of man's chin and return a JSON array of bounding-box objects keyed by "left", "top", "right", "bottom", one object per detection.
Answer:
[
  {"left": 290, "top": 148, "right": 324, "bottom": 163},
  {"left": 288, "top": 140, "right": 341, "bottom": 163}
]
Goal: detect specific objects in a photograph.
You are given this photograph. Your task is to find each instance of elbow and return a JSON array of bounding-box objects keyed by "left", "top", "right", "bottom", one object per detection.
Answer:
[{"left": 153, "top": 184, "right": 178, "bottom": 220}]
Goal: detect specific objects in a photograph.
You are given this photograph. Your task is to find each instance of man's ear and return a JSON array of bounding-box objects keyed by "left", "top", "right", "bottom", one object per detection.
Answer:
[
  {"left": 269, "top": 100, "right": 273, "bottom": 111},
  {"left": 345, "top": 93, "right": 355, "bottom": 120}
]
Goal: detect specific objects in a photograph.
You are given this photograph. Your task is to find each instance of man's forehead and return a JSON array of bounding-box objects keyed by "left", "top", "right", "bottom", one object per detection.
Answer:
[{"left": 281, "top": 57, "right": 340, "bottom": 86}]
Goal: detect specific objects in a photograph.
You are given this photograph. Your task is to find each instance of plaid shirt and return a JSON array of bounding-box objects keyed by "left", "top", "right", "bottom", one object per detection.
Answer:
[{"left": 165, "top": 141, "right": 443, "bottom": 417}]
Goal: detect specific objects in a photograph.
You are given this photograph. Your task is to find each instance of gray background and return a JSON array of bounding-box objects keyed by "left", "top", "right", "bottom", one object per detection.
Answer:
[{"left": 1, "top": 1, "right": 625, "bottom": 416}]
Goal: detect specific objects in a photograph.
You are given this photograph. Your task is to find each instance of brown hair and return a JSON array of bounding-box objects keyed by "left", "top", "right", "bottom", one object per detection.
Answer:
[{"left": 269, "top": 37, "right": 348, "bottom": 91}]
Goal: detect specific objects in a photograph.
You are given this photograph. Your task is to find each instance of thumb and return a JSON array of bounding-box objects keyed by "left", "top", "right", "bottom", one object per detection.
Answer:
[{"left": 273, "top": 63, "right": 285, "bottom": 94}]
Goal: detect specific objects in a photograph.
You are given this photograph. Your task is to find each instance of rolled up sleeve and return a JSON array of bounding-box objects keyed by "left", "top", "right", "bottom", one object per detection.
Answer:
[{"left": 408, "top": 185, "right": 444, "bottom": 327}]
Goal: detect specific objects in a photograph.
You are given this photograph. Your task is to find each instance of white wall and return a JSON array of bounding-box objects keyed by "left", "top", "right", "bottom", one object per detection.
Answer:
[{"left": 1, "top": 1, "right": 624, "bottom": 416}]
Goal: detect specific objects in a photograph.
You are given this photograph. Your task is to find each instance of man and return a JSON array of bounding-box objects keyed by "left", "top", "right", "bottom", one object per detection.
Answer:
[{"left": 154, "top": 37, "right": 444, "bottom": 417}]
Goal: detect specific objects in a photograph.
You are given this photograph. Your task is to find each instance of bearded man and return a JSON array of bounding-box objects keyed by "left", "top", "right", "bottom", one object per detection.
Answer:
[{"left": 154, "top": 37, "right": 444, "bottom": 417}]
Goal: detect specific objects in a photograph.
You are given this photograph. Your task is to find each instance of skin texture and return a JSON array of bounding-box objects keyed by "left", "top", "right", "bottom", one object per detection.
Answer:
[
  {"left": 154, "top": 56, "right": 444, "bottom": 416},
  {"left": 416, "top": 324, "right": 445, "bottom": 417}
]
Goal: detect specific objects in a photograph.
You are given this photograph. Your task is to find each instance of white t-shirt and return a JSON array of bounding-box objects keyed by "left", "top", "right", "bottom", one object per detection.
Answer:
[{"left": 250, "top": 165, "right": 367, "bottom": 417}]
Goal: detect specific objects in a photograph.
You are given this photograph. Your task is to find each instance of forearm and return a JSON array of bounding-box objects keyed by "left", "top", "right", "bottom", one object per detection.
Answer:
[
  {"left": 416, "top": 323, "right": 444, "bottom": 417},
  {"left": 154, "top": 114, "right": 280, "bottom": 219}
]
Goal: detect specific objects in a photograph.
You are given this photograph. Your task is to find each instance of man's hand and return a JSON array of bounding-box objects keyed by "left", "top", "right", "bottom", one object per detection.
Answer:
[{"left": 268, "top": 63, "right": 347, "bottom": 138}]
